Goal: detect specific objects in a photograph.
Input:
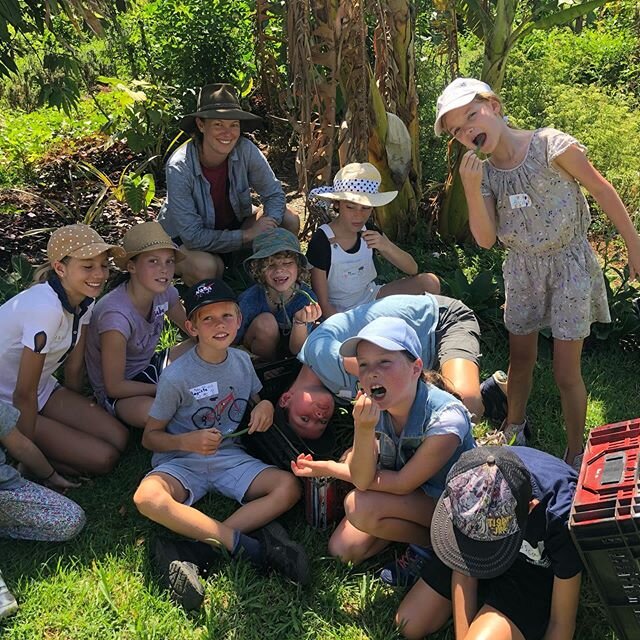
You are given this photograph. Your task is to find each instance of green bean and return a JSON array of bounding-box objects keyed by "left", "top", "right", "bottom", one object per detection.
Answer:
[
  {"left": 222, "top": 427, "right": 251, "bottom": 440},
  {"left": 295, "top": 288, "right": 318, "bottom": 305}
]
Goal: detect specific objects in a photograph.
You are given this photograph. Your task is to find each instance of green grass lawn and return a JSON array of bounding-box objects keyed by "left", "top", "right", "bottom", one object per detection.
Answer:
[{"left": 1, "top": 337, "right": 638, "bottom": 639}]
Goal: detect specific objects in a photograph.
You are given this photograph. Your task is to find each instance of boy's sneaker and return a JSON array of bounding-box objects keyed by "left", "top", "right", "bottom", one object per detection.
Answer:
[
  {"left": 153, "top": 538, "right": 209, "bottom": 611},
  {"left": 377, "top": 545, "right": 432, "bottom": 588},
  {"left": 0, "top": 571, "right": 18, "bottom": 619},
  {"left": 480, "top": 370, "right": 509, "bottom": 424},
  {"left": 253, "top": 522, "right": 310, "bottom": 586},
  {"left": 501, "top": 419, "right": 531, "bottom": 446}
]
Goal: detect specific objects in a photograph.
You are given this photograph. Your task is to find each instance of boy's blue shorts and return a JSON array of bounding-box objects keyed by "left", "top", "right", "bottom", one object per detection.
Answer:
[{"left": 147, "top": 445, "right": 274, "bottom": 505}]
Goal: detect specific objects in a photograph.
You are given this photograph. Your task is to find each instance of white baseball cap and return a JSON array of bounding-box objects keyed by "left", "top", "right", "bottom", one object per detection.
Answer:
[{"left": 434, "top": 78, "right": 493, "bottom": 137}]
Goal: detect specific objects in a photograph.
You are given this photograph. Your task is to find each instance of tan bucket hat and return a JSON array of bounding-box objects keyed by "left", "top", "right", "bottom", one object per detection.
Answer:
[
  {"left": 47, "top": 224, "right": 125, "bottom": 263},
  {"left": 308, "top": 162, "right": 397, "bottom": 207},
  {"left": 114, "top": 222, "right": 185, "bottom": 270}
]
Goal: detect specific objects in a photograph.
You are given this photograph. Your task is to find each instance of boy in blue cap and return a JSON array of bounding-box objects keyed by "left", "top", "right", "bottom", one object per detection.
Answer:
[{"left": 133, "top": 279, "right": 309, "bottom": 610}]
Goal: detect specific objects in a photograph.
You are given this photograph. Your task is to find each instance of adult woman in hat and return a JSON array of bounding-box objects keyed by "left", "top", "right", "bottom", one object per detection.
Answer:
[
  {"left": 158, "top": 83, "right": 300, "bottom": 285},
  {"left": 85, "top": 222, "right": 192, "bottom": 429}
]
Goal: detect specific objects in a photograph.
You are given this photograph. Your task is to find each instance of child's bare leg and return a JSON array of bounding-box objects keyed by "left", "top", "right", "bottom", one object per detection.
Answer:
[
  {"left": 133, "top": 473, "right": 236, "bottom": 550},
  {"left": 465, "top": 606, "right": 525, "bottom": 640},
  {"left": 243, "top": 313, "right": 280, "bottom": 360},
  {"left": 345, "top": 488, "right": 435, "bottom": 546},
  {"left": 42, "top": 387, "right": 128, "bottom": 451},
  {"left": 174, "top": 246, "right": 224, "bottom": 285},
  {"left": 552, "top": 338, "right": 586, "bottom": 462},
  {"left": 114, "top": 396, "right": 155, "bottom": 429},
  {"left": 378, "top": 273, "right": 441, "bottom": 297},
  {"left": 440, "top": 357, "right": 483, "bottom": 419},
  {"left": 396, "top": 579, "right": 452, "bottom": 639},
  {"left": 328, "top": 515, "right": 390, "bottom": 563},
  {"left": 222, "top": 468, "right": 301, "bottom": 533},
  {"left": 506, "top": 332, "right": 538, "bottom": 425}
]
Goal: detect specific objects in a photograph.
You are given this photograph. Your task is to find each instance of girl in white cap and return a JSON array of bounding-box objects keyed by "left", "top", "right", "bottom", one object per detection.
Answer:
[
  {"left": 0, "top": 224, "right": 128, "bottom": 477},
  {"left": 307, "top": 162, "right": 440, "bottom": 317},
  {"left": 85, "top": 222, "right": 192, "bottom": 429},
  {"left": 434, "top": 78, "right": 640, "bottom": 470}
]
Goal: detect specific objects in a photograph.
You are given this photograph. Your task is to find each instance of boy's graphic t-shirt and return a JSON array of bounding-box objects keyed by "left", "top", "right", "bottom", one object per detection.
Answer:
[
  {"left": 149, "top": 346, "right": 261, "bottom": 466},
  {"left": 85, "top": 282, "right": 179, "bottom": 403}
]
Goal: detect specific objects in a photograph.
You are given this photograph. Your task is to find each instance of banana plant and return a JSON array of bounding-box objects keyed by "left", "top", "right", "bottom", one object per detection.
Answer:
[{"left": 439, "top": 0, "right": 610, "bottom": 242}]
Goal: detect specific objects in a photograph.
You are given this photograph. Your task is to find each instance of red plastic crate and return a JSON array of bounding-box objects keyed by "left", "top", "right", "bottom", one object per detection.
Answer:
[{"left": 570, "top": 419, "right": 640, "bottom": 640}]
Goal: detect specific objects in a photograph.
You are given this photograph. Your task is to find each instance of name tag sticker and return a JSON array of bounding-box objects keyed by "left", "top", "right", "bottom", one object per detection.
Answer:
[
  {"left": 190, "top": 382, "right": 219, "bottom": 400},
  {"left": 153, "top": 302, "right": 169, "bottom": 318},
  {"left": 509, "top": 193, "right": 532, "bottom": 209},
  {"left": 337, "top": 389, "right": 353, "bottom": 399}
]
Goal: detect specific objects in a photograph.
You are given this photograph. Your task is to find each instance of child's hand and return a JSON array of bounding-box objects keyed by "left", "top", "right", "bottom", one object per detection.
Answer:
[
  {"left": 45, "top": 471, "right": 81, "bottom": 493},
  {"left": 459, "top": 149, "right": 484, "bottom": 193},
  {"left": 352, "top": 391, "right": 380, "bottom": 430},
  {"left": 184, "top": 428, "right": 222, "bottom": 455},
  {"left": 290, "top": 453, "right": 326, "bottom": 478},
  {"left": 248, "top": 399, "right": 274, "bottom": 433},
  {"left": 361, "top": 229, "right": 391, "bottom": 252},
  {"left": 294, "top": 304, "right": 322, "bottom": 326},
  {"left": 626, "top": 237, "right": 640, "bottom": 280}
]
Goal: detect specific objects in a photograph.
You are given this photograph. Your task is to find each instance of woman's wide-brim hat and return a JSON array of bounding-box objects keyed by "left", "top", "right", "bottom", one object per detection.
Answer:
[
  {"left": 309, "top": 162, "right": 398, "bottom": 208},
  {"left": 180, "top": 83, "right": 262, "bottom": 133},
  {"left": 114, "top": 221, "right": 185, "bottom": 271}
]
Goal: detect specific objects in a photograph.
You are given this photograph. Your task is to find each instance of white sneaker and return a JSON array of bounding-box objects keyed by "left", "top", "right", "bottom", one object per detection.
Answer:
[
  {"left": 0, "top": 570, "right": 18, "bottom": 619},
  {"left": 501, "top": 420, "right": 528, "bottom": 446}
]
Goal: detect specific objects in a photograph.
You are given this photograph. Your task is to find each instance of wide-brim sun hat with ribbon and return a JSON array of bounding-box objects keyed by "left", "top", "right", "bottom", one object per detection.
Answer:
[
  {"left": 434, "top": 78, "right": 494, "bottom": 137},
  {"left": 430, "top": 446, "right": 532, "bottom": 579},
  {"left": 180, "top": 83, "right": 262, "bottom": 134},
  {"left": 309, "top": 162, "right": 398, "bottom": 208},
  {"left": 47, "top": 224, "right": 126, "bottom": 263},
  {"left": 243, "top": 228, "right": 311, "bottom": 274},
  {"left": 114, "top": 221, "right": 185, "bottom": 271}
]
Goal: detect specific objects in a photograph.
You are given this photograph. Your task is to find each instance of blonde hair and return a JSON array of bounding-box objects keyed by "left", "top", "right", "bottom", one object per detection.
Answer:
[{"left": 32, "top": 257, "right": 69, "bottom": 284}]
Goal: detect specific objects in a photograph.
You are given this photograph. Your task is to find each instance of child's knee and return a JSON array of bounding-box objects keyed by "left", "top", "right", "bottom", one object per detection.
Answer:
[
  {"left": 133, "top": 481, "right": 169, "bottom": 516},
  {"left": 418, "top": 272, "right": 441, "bottom": 295},
  {"left": 89, "top": 444, "right": 123, "bottom": 476},
  {"left": 251, "top": 312, "right": 279, "bottom": 337},
  {"left": 327, "top": 531, "right": 361, "bottom": 563}
]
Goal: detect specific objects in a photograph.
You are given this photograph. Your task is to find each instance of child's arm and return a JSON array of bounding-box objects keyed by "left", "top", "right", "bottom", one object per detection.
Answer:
[
  {"left": 289, "top": 303, "right": 322, "bottom": 355},
  {"left": 310, "top": 267, "right": 338, "bottom": 318},
  {"left": 167, "top": 300, "right": 189, "bottom": 334},
  {"left": 543, "top": 574, "right": 581, "bottom": 640},
  {"left": 369, "top": 432, "right": 460, "bottom": 495},
  {"left": 291, "top": 451, "right": 354, "bottom": 482},
  {"left": 459, "top": 150, "right": 498, "bottom": 248},
  {"left": 1, "top": 428, "right": 78, "bottom": 491},
  {"left": 361, "top": 230, "right": 418, "bottom": 275},
  {"left": 141, "top": 416, "right": 222, "bottom": 455},
  {"left": 247, "top": 395, "right": 274, "bottom": 434},
  {"left": 348, "top": 393, "right": 381, "bottom": 490},
  {"left": 451, "top": 571, "right": 479, "bottom": 639},
  {"left": 101, "top": 330, "right": 156, "bottom": 399},
  {"left": 13, "top": 347, "right": 46, "bottom": 441},
  {"left": 63, "top": 331, "right": 88, "bottom": 393},
  {"left": 555, "top": 147, "right": 640, "bottom": 278}
]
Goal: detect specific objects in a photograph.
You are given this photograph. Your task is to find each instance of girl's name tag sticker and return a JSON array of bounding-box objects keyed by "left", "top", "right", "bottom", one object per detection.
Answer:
[
  {"left": 190, "top": 381, "right": 219, "bottom": 400},
  {"left": 509, "top": 193, "right": 532, "bottom": 209}
]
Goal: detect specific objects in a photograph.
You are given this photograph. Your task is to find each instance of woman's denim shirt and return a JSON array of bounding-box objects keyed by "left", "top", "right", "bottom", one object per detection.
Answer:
[
  {"left": 158, "top": 137, "right": 286, "bottom": 253},
  {"left": 377, "top": 380, "right": 475, "bottom": 498}
]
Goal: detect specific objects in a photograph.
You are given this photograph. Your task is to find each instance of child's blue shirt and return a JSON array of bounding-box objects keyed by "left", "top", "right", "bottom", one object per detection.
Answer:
[{"left": 376, "top": 380, "right": 475, "bottom": 498}]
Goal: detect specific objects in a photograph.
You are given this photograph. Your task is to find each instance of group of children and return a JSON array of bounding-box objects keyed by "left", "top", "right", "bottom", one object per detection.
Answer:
[{"left": 1, "top": 76, "right": 639, "bottom": 640}]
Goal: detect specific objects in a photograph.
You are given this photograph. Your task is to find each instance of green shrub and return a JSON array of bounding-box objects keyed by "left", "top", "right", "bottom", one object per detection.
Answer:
[
  {"left": 108, "top": 0, "right": 255, "bottom": 111},
  {"left": 0, "top": 100, "right": 106, "bottom": 187}
]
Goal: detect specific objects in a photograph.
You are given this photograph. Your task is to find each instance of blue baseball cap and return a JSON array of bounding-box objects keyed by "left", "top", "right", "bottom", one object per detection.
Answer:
[{"left": 339, "top": 317, "right": 422, "bottom": 360}]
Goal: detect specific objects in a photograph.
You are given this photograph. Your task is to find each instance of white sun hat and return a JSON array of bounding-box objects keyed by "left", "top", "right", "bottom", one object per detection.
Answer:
[
  {"left": 309, "top": 162, "right": 398, "bottom": 208},
  {"left": 434, "top": 78, "right": 494, "bottom": 137}
]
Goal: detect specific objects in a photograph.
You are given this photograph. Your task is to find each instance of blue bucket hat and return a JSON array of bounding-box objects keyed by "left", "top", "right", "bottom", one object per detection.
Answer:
[{"left": 243, "top": 228, "right": 310, "bottom": 274}]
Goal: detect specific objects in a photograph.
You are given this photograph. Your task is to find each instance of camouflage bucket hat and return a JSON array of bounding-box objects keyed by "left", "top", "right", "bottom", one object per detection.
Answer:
[{"left": 243, "top": 228, "right": 310, "bottom": 274}]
